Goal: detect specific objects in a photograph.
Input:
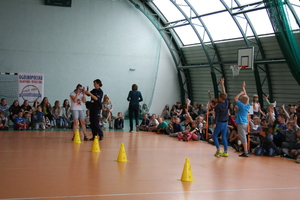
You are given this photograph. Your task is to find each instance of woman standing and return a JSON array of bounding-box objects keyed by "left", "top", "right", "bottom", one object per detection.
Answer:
[
  {"left": 127, "top": 84, "right": 143, "bottom": 132},
  {"left": 70, "top": 84, "right": 89, "bottom": 141},
  {"left": 85, "top": 79, "right": 104, "bottom": 141}
]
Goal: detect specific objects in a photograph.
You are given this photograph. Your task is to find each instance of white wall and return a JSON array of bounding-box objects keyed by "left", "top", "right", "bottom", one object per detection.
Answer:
[{"left": 0, "top": 0, "right": 180, "bottom": 116}]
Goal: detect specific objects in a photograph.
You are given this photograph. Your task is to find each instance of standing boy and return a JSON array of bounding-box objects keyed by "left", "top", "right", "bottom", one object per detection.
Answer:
[
  {"left": 213, "top": 78, "right": 229, "bottom": 157},
  {"left": 234, "top": 81, "right": 251, "bottom": 157}
]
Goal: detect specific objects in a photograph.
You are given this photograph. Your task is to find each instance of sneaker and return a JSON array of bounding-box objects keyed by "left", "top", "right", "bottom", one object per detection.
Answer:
[
  {"left": 296, "top": 158, "right": 300, "bottom": 163},
  {"left": 239, "top": 152, "right": 249, "bottom": 157},
  {"left": 282, "top": 148, "right": 290, "bottom": 156},
  {"left": 136, "top": 127, "right": 139, "bottom": 132},
  {"left": 84, "top": 136, "right": 89, "bottom": 141},
  {"left": 214, "top": 150, "right": 223, "bottom": 156},
  {"left": 220, "top": 152, "right": 229, "bottom": 157}
]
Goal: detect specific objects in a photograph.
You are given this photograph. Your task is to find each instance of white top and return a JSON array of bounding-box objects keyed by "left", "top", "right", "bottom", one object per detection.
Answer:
[{"left": 70, "top": 91, "right": 84, "bottom": 111}]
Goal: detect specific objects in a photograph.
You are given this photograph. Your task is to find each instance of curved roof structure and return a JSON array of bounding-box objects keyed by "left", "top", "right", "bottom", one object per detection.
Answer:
[{"left": 130, "top": 0, "right": 300, "bottom": 106}]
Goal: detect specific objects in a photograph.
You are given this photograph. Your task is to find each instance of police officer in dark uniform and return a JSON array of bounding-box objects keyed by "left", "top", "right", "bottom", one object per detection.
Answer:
[{"left": 85, "top": 79, "right": 104, "bottom": 141}]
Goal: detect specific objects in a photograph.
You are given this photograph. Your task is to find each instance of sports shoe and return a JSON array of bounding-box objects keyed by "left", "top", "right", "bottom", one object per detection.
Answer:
[
  {"left": 220, "top": 152, "right": 229, "bottom": 157},
  {"left": 136, "top": 126, "right": 139, "bottom": 132},
  {"left": 214, "top": 150, "right": 223, "bottom": 156},
  {"left": 84, "top": 136, "right": 89, "bottom": 141},
  {"left": 296, "top": 158, "right": 300, "bottom": 163},
  {"left": 239, "top": 152, "right": 249, "bottom": 157}
]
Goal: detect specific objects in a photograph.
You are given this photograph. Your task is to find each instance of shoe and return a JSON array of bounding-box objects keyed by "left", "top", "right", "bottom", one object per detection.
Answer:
[
  {"left": 84, "top": 136, "right": 89, "bottom": 141},
  {"left": 99, "top": 136, "right": 104, "bottom": 141},
  {"left": 282, "top": 148, "right": 289, "bottom": 156},
  {"left": 239, "top": 152, "right": 249, "bottom": 157},
  {"left": 136, "top": 127, "right": 139, "bottom": 132},
  {"left": 129, "top": 130, "right": 133, "bottom": 132},
  {"left": 71, "top": 135, "right": 74, "bottom": 141},
  {"left": 220, "top": 152, "right": 229, "bottom": 157},
  {"left": 109, "top": 126, "right": 113, "bottom": 129},
  {"left": 214, "top": 150, "right": 223, "bottom": 156},
  {"left": 296, "top": 158, "right": 300, "bottom": 163},
  {"left": 88, "top": 138, "right": 95, "bottom": 141}
]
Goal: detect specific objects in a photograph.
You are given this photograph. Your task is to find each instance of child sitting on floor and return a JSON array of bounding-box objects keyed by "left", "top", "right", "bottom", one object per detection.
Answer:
[{"left": 114, "top": 112, "right": 124, "bottom": 129}]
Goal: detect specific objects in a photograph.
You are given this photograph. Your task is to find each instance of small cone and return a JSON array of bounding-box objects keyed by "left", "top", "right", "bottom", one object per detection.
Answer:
[
  {"left": 116, "top": 143, "right": 128, "bottom": 162},
  {"left": 179, "top": 158, "right": 195, "bottom": 181},
  {"left": 73, "top": 129, "right": 82, "bottom": 143},
  {"left": 91, "top": 136, "right": 101, "bottom": 152}
]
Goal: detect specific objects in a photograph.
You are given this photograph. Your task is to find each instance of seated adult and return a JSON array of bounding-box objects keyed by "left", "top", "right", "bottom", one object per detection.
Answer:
[
  {"left": 102, "top": 94, "right": 113, "bottom": 129},
  {"left": 254, "top": 127, "right": 281, "bottom": 157},
  {"left": 9, "top": 100, "right": 21, "bottom": 123},
  {"left": 140, "top": 103, "right": 150, "bottom": 119},
  {"left": 171, "top": 101, "right": 184, "bottom": 121},
  {"left": 61, "top": 99, "right": 72, "bottom": 128},
  {"left": 161, "top": 104, "right": 171, "bottom": 119},
  {"left": 20, "top": 100, "right": 33, "bottom": 115},
  {"left": 0, "top": 98, "right": 10, "bottom": 118}
]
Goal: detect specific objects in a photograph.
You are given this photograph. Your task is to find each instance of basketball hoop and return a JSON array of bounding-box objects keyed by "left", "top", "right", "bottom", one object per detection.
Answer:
[{"left": 230, "top": 65, "right": 246, "bottom": 77}]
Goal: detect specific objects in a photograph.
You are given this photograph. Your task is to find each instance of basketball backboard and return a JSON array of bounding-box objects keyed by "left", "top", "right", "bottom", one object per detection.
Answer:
[{"left": 238, "top": 47, "right": 254, "bottom": 70}]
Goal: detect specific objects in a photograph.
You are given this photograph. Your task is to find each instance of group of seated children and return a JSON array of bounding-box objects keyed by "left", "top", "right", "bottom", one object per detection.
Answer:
[
  {"left": 136, "top": 106, "right": 207, "bottom": 142},
  {"left": 139, "top": 98, "right": 300, "bottom": 164}
]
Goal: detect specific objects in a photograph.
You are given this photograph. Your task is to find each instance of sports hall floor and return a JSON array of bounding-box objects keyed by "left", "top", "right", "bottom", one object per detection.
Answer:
[{"left": 0, "top": 121, "right": 299, "bottom": 200}]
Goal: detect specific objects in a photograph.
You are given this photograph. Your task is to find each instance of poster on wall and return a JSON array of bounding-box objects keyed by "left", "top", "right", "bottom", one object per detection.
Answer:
[{"left": 18, "top": 72, "right": 44, "bottom": 105}]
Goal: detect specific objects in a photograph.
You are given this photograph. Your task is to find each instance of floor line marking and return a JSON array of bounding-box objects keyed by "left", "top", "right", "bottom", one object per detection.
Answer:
[{"left": 2, "top": 187, "right": 300, "bottom": 200}]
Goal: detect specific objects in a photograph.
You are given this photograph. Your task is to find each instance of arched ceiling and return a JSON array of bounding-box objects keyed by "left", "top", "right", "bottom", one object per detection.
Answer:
[
  {"left": 130, "top": 0, "right": 299, "bottom": 65},
  {"left": 129, "top": 0, "right": 300, "bottom": 103}
]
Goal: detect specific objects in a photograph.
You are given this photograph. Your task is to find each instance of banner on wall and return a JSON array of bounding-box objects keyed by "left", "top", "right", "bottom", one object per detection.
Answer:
[{"left": 18, "top": 72, "right": 44, "bottom": 105}]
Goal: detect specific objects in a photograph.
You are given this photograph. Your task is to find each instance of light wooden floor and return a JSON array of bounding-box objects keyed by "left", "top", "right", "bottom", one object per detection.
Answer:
[{"left": 0, "top": 126, "right": 299, "bottom": 200}]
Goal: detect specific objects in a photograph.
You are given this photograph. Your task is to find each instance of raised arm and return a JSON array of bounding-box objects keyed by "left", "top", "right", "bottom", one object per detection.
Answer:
[
  {"left": 208, "top": 90, "right": 212, "bottom": 101},
  {"left": 264, "top": 95, "right": 270, "bottom": 105},
  {"left": 234, "top": 91, "right": 245, "bottom": 102},
  {"left": 242, "top": 81, "right": 247, "bottom": 95},
  {"left": 281, "top": 104, "right": 290, "bottom": 119},
  {"left": 219, "top": 78, "right": 226, "bottom": 94}
]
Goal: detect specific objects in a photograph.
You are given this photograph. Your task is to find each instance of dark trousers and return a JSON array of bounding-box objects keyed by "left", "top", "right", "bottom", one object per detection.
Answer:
[
  {"left": 89, "top": 107, "right": 103, "bottom": 139},
  {"left": 129, "top": 105, "right": 139, "bottom": 131}
]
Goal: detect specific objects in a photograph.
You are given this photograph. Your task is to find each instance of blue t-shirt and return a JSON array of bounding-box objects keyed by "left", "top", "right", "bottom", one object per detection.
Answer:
[
  {"left": 140, "top": 118, "right": 150, "bottom": 125},
  {"left": 14, "top": 116, "right": 24, "bottom": 127},
  {"left": 127, "top": 90, "right": 143, "bottom": 106},
  {"left": 235, "top": 100, "right": 250, "bottom": 124},
  {"left": 173, "top": 123, "right": 184, "bottom": 133},
  {"left": 36, "top": 111, "right": 45, "bottom": 122},
  {"left": 273, "top": 122, "right": 286, "bottom": 139},
  {"left": 215, "top": 98, "right": 229, "bottom": 123}
]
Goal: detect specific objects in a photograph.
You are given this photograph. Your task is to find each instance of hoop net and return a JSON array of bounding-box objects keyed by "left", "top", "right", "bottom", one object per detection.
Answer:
[{"left": 230, "top": 65, "right": 246, "bottom": 77}]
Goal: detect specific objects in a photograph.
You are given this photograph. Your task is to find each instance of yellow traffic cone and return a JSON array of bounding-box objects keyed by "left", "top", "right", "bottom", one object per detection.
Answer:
[
  {"left": 73, "top": 129, "right": 82, "bottom": 143},
  {"left": 91, "top": 136, "right": 101, "bottom": 152},
  {"left": 179, "top": 158, "right": 195, "bottom": 181},
  {"left": 116, "top": 143, "right": 128, "bottom": 162}
]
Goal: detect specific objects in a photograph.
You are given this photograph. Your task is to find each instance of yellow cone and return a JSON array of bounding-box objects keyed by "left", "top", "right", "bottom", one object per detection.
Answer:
[
  {"left": 179, "top": 158, "right": 195, "bottom": 181},
  {"left": 116, "top": 143, "right": 128, "bottom": 162},
  {"left": 91, "top": 136, "right": 101, "bottom": 152},
  {"left": 73, "top": 129, "right": 82, "bottom": 143}
]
